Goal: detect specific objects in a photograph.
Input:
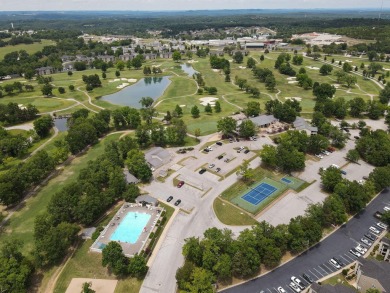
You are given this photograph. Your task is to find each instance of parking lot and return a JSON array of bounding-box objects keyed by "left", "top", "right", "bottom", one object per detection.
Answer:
[{"left": 224, "top": 188, "right": 390, "bottom": 293}]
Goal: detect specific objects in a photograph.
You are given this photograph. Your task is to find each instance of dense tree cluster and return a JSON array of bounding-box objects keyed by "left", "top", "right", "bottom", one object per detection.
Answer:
[
  {"left": 355, "top": 130, "right": 390, "bottom": 166},
  {"left": 274, "top": 53, "right": 296, "bottom": 76},
  {"left": 209, "top": 55, "right": 230, "bottom": 70},
  {"left": 0, "top": 127, "right": 31, "bottom": 159},
  {"left": 264, "top": 99, "right": 301, "bottom": 123},
  {"left": 311, "top": 112, "right": 349, "bottom": 148},
  {"left": 0, "top": 102, "right": 39, "bottom": 125}
]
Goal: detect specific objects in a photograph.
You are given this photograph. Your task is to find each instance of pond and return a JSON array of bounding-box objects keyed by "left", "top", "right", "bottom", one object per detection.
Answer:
[
  {"left": 53, "top": 117, "right": 69, "bottom": 132},
  {"left": 100, "top": 76, "right": 172, "bottom": 108},
  {"left": 179, "top": 63, "right": 198, "bottom": 76}
]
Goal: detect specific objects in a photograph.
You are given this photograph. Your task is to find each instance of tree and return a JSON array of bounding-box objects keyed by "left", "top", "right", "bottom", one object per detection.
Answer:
[
  {"left": 185, "top": 268, "right": 215, "bottom": 293},
  {"left": 0, "top": 239, "right": 34, "bottom": 293},
  {"left": 321, "top": 166, "right": 343, "bottom": 192},
  {"left": 319, "top": 64, "right": 333, "bottom": 75},
  {"left": 123, "top": 183, "right": 140, "bottom": 202},
  {"left": 183, "top": 237, "right": 203, "bottom": 266},
  {"left": 172, "top": 51, "right": 181, "bottom": 62},
  {"left": 33, "top": 115, "right": 53, "bottom": 138},
  {"left": 307, "top": 134, "right": 329, "bottom": 154},
  {"left": 174, "top": 104, "right": 183, "bottom": 117},
  {"left": 342, "top": 62, "right": 353, "bottom": 72},
  {"left": 322, "top": 195, "right": 347, "bottom": 226},
  {"left": 349, "top": 97, "right": 366, "bottom": 117},
  {"left": 194, "top": 128, "right": 201, "bottom": 140},
  {"left": 313, "top": 83, "right": 336, "bottom": 101},
  {"left": 217, "top": 117, "right": 237, "bottom": 137},
  {"left": 191, "top": 105, "right": 200, "bottom": 118},
  {"left": 346, "top": 149, "right": 360, "bottom": 163},
  {"left": 232, "top": 246, "right": 260, "bottom": 278},
  {"left": 204, "top": 103, "right": 213, "bottom": 114},
  {"left": 213, "top": 253, "right": 232, "bottom": 281},
  {"left": 233, "top": 51, "right": 244, "bottom": 63},
  {"left": 260, "top": 55, "right": 265, "bottom": 61},
  {"left": 368, "top": 165, "right": 390, "bottom": 192},
  {"left": 67, "top": 70, "right": 73, "bottom": 77},
  {"left": 356, "top": 130, "right": 390, "bottom": 166},
  {"left": 239, "top": 120, "right": 257, "bottom": 138},
  {"left": 238, "top": 159, "right": 255, "bottom": 182},
  {"left": 66, "top": 120, "right": 98, "bottom": 154},
  {"left": 102, "top": 241, "right": 128, "bottom": 276},
  {"left": 214, "top": 101, "right": 221, "bottom": 113},
  {"left": 128, "top": 254, "right": 148, "bottom": 279},
  {"left": 176, "top": 261, "right": 195, "bottom": 290},
  {"left": 81, "top": 282, "right": 96, "bottom": 293},
  {"left": 126, "top": 149, "right": 153, "bottom": 182},
  {"left": 260, "top": 145, "right": 277, "bottom": 168},
  {"left": 247, "top": 57, "right": 256, "bottom": 68},
  {"left": 140, "top": 96, "right": 154, "bottom": 108},
  {"left": 116, "top": 60, "right": 125, "bottom": 71},
  {"left": 244, "top": 101, "right": 261, "bottom": 117},
  {"left": 58, "top": 87, "right": 65, "bottom": 94},
  {"left": 41, "top": 83, "right": 54, "bottom": 96},
  {"left": 69, "top": 84, "right": 75, "bottom": 91},
  {"left": 115, "top": 70, "right": 120, "bottom": 77},
  {"left": 102, "top": 72, "right": 107, "bottom": 79},
  {"left": 276, "top": 144, "right": 305, "bottom": 173}
]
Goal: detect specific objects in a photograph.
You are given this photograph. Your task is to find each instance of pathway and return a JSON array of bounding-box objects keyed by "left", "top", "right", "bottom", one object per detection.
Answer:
[
  {"left": 23, "top": 127, "right": 59, "bottom": 162},
  {"left": 76, "top": 87, "right": 104, "bottom": 112}
]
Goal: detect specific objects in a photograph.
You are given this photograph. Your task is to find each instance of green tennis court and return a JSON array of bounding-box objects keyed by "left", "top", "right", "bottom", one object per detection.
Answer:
[{"left": 280, "top": 176, "right": 305, "bottom": 190}]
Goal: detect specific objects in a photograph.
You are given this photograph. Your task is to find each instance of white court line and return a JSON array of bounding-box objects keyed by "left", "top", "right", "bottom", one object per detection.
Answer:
[
  {"left": 313, "top": 267, "right": 324, "bottom": 277},
  {"left": 308, "top": 269, "right": 320, "bottom": 279}
]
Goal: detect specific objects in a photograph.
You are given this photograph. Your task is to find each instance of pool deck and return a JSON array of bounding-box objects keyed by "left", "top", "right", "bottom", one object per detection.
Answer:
[{"left": 90, "top": 203, "right": 162, "bottom": 257}]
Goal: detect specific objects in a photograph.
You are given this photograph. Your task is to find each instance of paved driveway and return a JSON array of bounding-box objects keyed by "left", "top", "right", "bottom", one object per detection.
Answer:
[{"left": 223, "top": 188, "right": 390, "bottom": 293}]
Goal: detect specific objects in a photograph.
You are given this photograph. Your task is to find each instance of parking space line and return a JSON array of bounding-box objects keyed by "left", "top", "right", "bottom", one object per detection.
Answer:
[
  {"left": 322, "top": 263, "right": 335, "bottom": 272},
  {"left": 339, "top": 255, "right": 350, "bottom": 264},
  {"left": 343, "top": 253, "right": 355, "bottom": 261},
  {"left": 308, "top": 269, "right": 320, "bottom": 279},
  {"left": 313, "top": 267, "right": 324, "bottom": 277},
  {"left": 267, "top": 289, "right": 273, "bottom": 293},
  {"left": 318, "top": 265, "right": 328, "bottom": 274},
  {"left": 272, "top": 287, "right": 278, "bottom": 292},
  {"left": 285, "top": 284, "right": 295, "bottom": 293}
]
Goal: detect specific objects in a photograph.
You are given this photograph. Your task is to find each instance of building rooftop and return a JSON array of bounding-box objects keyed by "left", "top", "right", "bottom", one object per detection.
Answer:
[
  {"left": 145, "top": 147, "right": 171, "bottom": 169},
  {"left": 136, "top": 195, "right": 158, "bottom": 205},
  {"left": 293, "top": 117, "right": 318, "bottom": 132},
  {"left": 249, "top": 114, "right": 278, "bottom": 126},
  {"left": 123, "top": 168, "right": 139, "bottom": 184},
  {"left": 358, "top": 259, "right": 390, "bottom": 292},
  {"left": 380, "top": 237, "right": 390, "bottom": 245}
]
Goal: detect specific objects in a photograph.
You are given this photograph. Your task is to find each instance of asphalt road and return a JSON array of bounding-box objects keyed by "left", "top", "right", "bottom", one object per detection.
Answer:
[{"left": 223, "top": 188, "right": 390, "bottom": 293}]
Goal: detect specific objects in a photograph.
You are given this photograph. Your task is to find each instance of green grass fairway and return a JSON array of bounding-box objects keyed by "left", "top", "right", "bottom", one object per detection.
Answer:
[
  {"left": 0, "top": 40, "right": 56, "bottom": 59},
  {"left": 0, "top": 133, "right": 123, "bottom": 255},
  {"left": 213, "top": 197, "right": 258, "bottom": 226},
  {"left": 231, "top": 177, "right": 288, "bottom": 214}
]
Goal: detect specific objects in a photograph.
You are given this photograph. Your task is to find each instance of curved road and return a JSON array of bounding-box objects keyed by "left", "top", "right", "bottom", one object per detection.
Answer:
[{"left": 222, "top": 188, "right": 390, "bottom": 293}]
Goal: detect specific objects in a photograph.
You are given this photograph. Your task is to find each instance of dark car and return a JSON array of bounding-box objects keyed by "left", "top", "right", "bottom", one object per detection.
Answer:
[
  {"left": 216, "top": 141, "right": 223, "bottom": 146},
  {"left": 167, "top": 196, "right": 173, "bottom": 202},
  {"left": 333, "top": 257, "right": 344, "bottom": 267},
  {"left": 244, "top": 149, "right": 250, "bottom": 154},
  {"left": 229, "top": 138, "right": 233, "bottom": 143},
  {"left": 217, "top": 155, "right": 224, "bottom": 160},
  {"left": 236, "top": 138, "right": 240, "bottom": 142},
  {"left": 203, "top": 148, "right": 209, "bottom": 152},
  {"left": 340, "top": 170, "right": 347, "bottom": 175},
  {"left": 216, "top": 167, "right": 221, "bottom": 173},
  {"left": 177, "top": 181, "right": 185, "bottom": 188},
  {"left": 354, "top": 136, "right": 360, "bottom": 140},
  {"left": 302, "top": 273, "right": 313, "bottom": 284},
  {"left": 174, "top": 199, "right": 181, "bottom": 206},
  {"left": 343, "top": 128, "right": 350, "bottom": 133},
  {"left": 365, "top": 233, "right": 377, "bottom": 241},
  {"left": 199, "top": 168, "right": 206, "bottom": 174}
]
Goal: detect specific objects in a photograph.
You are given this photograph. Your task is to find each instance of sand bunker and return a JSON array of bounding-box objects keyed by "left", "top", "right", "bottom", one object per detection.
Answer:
[
  {"left": 199, "top": 97, "right": 219, "bottom": 106},
  {"left": 345, "top": 60, "right": 352, "bottom": 63},
  {"left": 306, "top": 66, "right": 319, "bottom": 70},
  {"left": 212, "top": 69, "right": 220, "bottom": 72},
  {"left": 127, "top": 78, "right": 137, "bottom": 82},
  {"left": 187, "top": 60, "right": 198, "bottom": 63},
  {"left": 179, "top": 105, "right": 186, "bottom": 107},
  {"left": 285, "top": 97, "right": 302, "bottom": 101},
  {"left": 286, "top": 77, "right": 297, "bottom": 80},
  {"left": 288, "top": 81, "right": 299, "bottom": 84},
  {"left": 65, "top": 278, "right": 117, "bottom": 293},
  {"left": 116, "top": 83, "right": 129, "bottom": 89},
  {"left": 238, "top": 66, "right": 247, "bottom": 69},
  {"left": 384, "top": 68, "right": 390, "bottom": 71},
  {"left": 333, "top": 84, "right": 340, "bottom": 88}
]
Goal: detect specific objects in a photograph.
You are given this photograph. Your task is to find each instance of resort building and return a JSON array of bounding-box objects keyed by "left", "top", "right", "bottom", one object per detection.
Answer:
[
  {"left": 378, "top": 237, "right": 390, "bottom": 261},
  {"left": 354, "top": 259, "right": 390, "bottom": 292},
  {"left": 123, "top": 168, "right": 140, "bottom": 184},
  {"left": 145, "top": 147, "right": 172, "bottom": 170},
  {"left": 293, "top": 117, "right": 318, "bottom": 135},
  {"left": 249, "top": 114, "right": 278, "bottom": 128},
  {"left": 136, "top": 195, "right": 158, "bottom": 207}
]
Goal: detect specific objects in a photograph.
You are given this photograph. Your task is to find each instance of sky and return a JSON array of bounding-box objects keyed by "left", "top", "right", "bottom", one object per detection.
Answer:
[{"left": 1, "top": 0, "right": 389, "bottom": 11}]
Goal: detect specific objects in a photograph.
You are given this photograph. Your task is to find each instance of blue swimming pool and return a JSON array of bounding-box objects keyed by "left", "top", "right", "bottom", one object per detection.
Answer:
[{"left": 110, "top": 212, "right": 151, "bottom": 244}]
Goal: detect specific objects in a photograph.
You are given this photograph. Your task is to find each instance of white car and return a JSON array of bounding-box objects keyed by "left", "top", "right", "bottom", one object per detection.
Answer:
[
  {"left": 277, "top": 286, "right": 287, "bottom": 293},
  {"left": 291, "top": 276, "right": 305, "bottom": 289},
  {"left": 350, "top": 249, "right": 361, "bottom": 257},
  {"left": 289, "top": 282, "right": 301, "bottom": 293},
  {"left": 329, "top": 258, "right": 341, "bottom": 269},
  {"left": 376, "top": 222, "right": 387, "bottom": 230},
  {"left": 355, "top": 245, "right": 367, "bottom": 254},
  {"left": 207, "top": 147, "right": 213, "bottom": 151},
  {"left": 208, "top": 164, "right": 215, "bottom": 169},
  {"left": 322, "top": 150, "right": 330, "bottom": 156},
  {"left": 315, "top": 154, "right": 324, "bottom": 159},
  {"left": 331, "top": 164, "right": 340, "bottom": 169},
  {"left": 369, "top": 226, "right": 381, "bottom": 234},
  {"left": 384, "top": 206, "right": 390, "bottom": 212},
  {"left": 361, "top": 238, "right": 372, "bottom": 246}
]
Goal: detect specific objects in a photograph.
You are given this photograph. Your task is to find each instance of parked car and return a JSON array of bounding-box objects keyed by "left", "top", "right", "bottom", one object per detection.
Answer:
[
  {"left": 217, "top": 155, "right": 224, "bottom": 160},
  {"left": 363, "top": 176, "right": 369, "bottom": 180},
  {"left": 199, "top": 168, "right": 206, "bottom": 174},
  {"left": 333, "top": 257, "right": 344, "bottom": 267},
  {"left": 340, "top": 170, "right": 347, "bottom": 175},
  {"left": 354, "top": 136, "right": 360, "bottom": 139},
  {"left": 369, "top": 226, "right": 381, "bottom": 234},
  {"left": 167, "top": 196, "right": 173, "bottom": 202},
  {"left": 177, "top": 181, "right": 185, "bottom": 188},
  {"left": 355, "top": 245, "right": 367, "bottom": 254},
  {"left": 244, "top": 149, "right": 250, "bottom": 154},
  {"left": 327, "top": 147, "right": 335, "bottom": 152},
  {"left": 174, "top": 199, "right": 181, "bottom": 206},
  {"left": 203, "top": 148, "right": 209, "bottom": 152},
  {"left": 315, "top": 154, "right": 324, "bottom": 159},
  {"left": 216, "top": 141, "right": 223, "bottom": 146},
  {"left": 229, "top": 138, "right": 233, "bottom": 143},
  {"left": 349, "top": 248, "right": 361, "bottom": 257},
  {"left": 384, "top": 206, "right": 390, "bottom": 212},
  {"left": 365, "top": 233, "right": 377, "bottom": 241},
  {"left": 289, "top": 282, "right": 301, "bottom": 293},
  {"left": 224, "top": 158, "right": 230, "bottom": 163},
  {"left": 216, "top": 167, "right": 221, "bottom": 173},
  {"left": 291, "top": 276, "right": 305, "bottom": 289},
  {"left": 277, "top": 287, "right": 287, "bottom": 293},
  {"left": 321, "top": 150, "right": 330, "bottom": 156},
  {"left": 209, "top": 164, "right": 215, "bottom": 169},
  {"left": 361, "top": 238, "right": 372, "bottom": 247},
  {"left": 329, "top": 258, "right": 341, "bottom": 269},
  {"left": 302, "top": 273, "right": 314, "bottom": 284},
  {"left": 376, "top": 222, "right": 387, "bottom": 230}
]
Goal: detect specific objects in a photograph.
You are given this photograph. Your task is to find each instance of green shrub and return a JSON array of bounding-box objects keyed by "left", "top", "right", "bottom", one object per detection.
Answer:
[{"left": 92, "top": 226, "right": 104, "bottom": 240}]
